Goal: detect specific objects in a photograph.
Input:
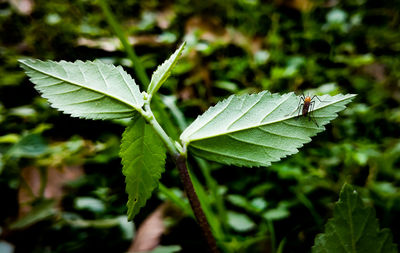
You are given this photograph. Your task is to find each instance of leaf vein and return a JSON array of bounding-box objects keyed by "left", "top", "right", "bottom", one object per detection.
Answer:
[
  {"left": 258, "top": 126, "right": 310, "bottom": 141},
  {"left": 118, "top": 67, "right": 138, "bottom": 105},
  {"left": 190, "top": 143, "right": 267, "bottom": 165},
  {"left": 47, "top": 87, "right": 83, "bottom": 96},
  {"left": 64, "top": 95, "right": 106, "bottom": 106},
  {"left": 260, "top": 93, "right": 291, "bottom": 123},
  {"left": 227, "top": 134, "right": 294, "bottom": 153},
  {"left": 96, "top": 63, "right": 109, "bottom": 90},
  {"left": 226, "top": 95, "right": 263, "bottom": 130}
]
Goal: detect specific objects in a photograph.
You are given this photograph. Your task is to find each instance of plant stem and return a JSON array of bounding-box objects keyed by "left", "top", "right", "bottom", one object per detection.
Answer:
[
  {"left": 144, "top": 103, "right": 179, "bottom": 156},
  {"left": 176, "top": 154, "right": 220, "bottom": 253},
  {"left": 144, "top": 103, "right": 220, "bottom": 251},
  {"left": 97, "top": 2, "right": 221, "bottom": 250},
  {"left": 162, "top": 96, "right": 228, "bottom": 237}
]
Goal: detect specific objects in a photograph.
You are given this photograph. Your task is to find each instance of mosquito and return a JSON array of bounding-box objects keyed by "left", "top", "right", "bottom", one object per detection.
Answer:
[{"left": 294, "top": 94, "right": 322, "bottom": 127}]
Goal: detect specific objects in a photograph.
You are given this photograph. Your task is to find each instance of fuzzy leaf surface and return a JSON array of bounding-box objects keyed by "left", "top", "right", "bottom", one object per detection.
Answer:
[
  {"left": 180, "top": 91, "right": 356, "bottom": 167},
  {"left": 312, "top": 184, "right": 397, "bottom": 253},
  {"left": 147, "top": 42, "right": 185, "bottom": 96},
  {"left": 19, "top": 59, "right": 143, "bottom": 120},
  {"left": 120, "top": 117, "right": 166, "bottom": 220}
]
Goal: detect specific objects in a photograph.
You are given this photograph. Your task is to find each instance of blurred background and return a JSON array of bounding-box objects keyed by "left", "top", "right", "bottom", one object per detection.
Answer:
[{"left": 0, "top": 0, "right": 399, "bottom": 252}]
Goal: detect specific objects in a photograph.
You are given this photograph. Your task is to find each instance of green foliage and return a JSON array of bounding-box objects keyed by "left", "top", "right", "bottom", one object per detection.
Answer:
[
  {"left": 147, "top": 42, "right": 186, "bottom": 97},
  {"left": 19, "top": 59, "right": 143, "bottom": 120},
  {"left": 18, "top": 47, "right": 186, "bottom": 222},
  {"left": 9, "top": 200, "right": 57, "bottom": 230},
  {"left": 313, "top": 184, "right": 397, "bottom": 253},
  {"left": 7, "top": 133, "right": 48, "bottom": 158},
  {"left": 149, "top": 245, "right": 182, "bottom": 253},
  {"left": 2, "top": 0, "right": 400, "bottom": 252},
  {"left": 74, "top": 197, "right": 106, "bottom": 213},
  {"left": 120, "top": 117, "right": 166, "bottom": 220},
  {"left": 181, "top": 92, "right": 355, "bottom": 167},
  {"left": 227, "top": 211, "right": 255, "bottom": 232},
  {"left": 17, "top": 50, "right": 358, "bottom": 251}
]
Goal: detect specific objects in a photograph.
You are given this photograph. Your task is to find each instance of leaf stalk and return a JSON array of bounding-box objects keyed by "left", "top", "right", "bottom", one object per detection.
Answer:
[{"left": 144, "top": 103, "right": 179, "bottom": 157}]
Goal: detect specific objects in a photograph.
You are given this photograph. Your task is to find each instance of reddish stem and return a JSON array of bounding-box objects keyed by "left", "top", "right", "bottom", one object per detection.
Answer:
[{"left": 175, "top": 155, "right": 220, "bottom": 253}]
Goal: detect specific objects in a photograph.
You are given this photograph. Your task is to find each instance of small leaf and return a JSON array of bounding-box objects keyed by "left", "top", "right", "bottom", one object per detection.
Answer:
[
  {"left": 10, "top": 199, "right": 56, "bottom": 230},
  {"left": 120, "top": 117, "right": 166, "bottom": 220},
  {"left": 19, "top": 59, "right": 143, "bottom": 120},
  {"left": 262, "top": 207, "right": 290, "bottom": 221},
  {"left": 8, "top": 134, "right": 48, "bottom": 158},
  {"left": 147, "top": 42, "right": 186, "bottom": 96},
  {"left": 312, "top": 184, "right": 398, "bottom": 253},
  {"left": 227, "top": 211, "right": 256, "bottom": 232},
  {"left": 149, "top": 246, "right": 182, "bottom": 253},
  {"left": 74, "top": 197, "right": 105, "bottom": 213},
  {"left": 180, "top": 91, "right": 356, "bottom": 167}
]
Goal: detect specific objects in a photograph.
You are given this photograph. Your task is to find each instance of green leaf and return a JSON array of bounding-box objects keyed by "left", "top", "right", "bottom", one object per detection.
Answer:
[
  {"left": 19, "top": 59, "right": 143, "bottom": 120},
  {"left": 262, "top": 207, "right": 290, "bottom": 221},
  {"left": 312, "top": 184, "right": 397, "bottom": 253},
  {"left": 147, "top": 42, "right": 186, "bottom": 96},
  {"left": 180, "top": 91, "right": 356, "bottom": 167},
  {"left": 74, "top": 197, "right": 106, "bottom": 213},
  {"left": 8, "top": 133, "right": 48, "bottom": 158},
  {"left": 120, "top": 117, "right": 166, "bottom": 220},
  {"left": 10, "top": 199, "right": 57, "bottom": 230},
  {"left": 227, "top": 211, "right": 256, "bottom": 232},
  {"left": 65, "top": 215, "right": 134, "bottom": 240},
  {"left": 149, "top": 245, "right": 182, "bottom": 253}
]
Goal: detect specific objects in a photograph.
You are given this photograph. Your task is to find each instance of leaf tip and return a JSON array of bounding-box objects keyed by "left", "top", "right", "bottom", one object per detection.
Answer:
[
  {"left": 179, "top": 40, "right": 186, "bottom": 46},
  {"left": 18, "top": 58, "right": 34, "bottom": 68}
]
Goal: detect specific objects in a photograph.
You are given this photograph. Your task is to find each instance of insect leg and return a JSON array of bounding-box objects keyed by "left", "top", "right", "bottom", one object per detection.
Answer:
[
  {"left": 311, "top": 95, "right": 322, "bottom": 102},
  {"left": 296, "top": 96, "right": 304, "bottom": 115},
  {"left": 310, "top": 100, "right": 315, "bottom": 111},
  {"left": 287, "top": 95, "right": 304, "bottom": 117},
  {"left": 296, "top": 103, "right": 304, "bottom": 118},
  {"left": 308, "top": 101, "right": 315, "bottom": 121},
  {"left": 293, "top": 103, "right": 304, "bottom": 121},
  {"left": 309, "top": 101, "right": 319, "bottom": 127},
  {"left": 297, "top": 94, "right": 306, "bottom": 115}
]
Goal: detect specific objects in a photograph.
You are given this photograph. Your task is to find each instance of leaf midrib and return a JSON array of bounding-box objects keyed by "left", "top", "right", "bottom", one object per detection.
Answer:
[
  {"left": 21, "top": 60, "right": 141, "bottom": 111},
  {"left": 183, "top": 95, "right": 354, "bottom": 143}
]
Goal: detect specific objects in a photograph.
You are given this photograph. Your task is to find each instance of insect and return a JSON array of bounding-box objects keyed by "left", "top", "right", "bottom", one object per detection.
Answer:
[{"left": 294, "top": 94, "right": 322, "bottom": 127}]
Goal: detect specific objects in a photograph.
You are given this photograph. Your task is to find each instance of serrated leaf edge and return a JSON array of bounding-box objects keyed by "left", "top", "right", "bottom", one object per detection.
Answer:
[
  {"left": 147, "top": 42, "right": 186, "bottom": 96},
  {"left": 19, "top": 59, "right": 144, "bottom": 112},
  {"left": 120, "top": 118, "right": 167, "bottom": 220},
  {"left": 181, "top": 92, "right": 356, "bottom": 144}
]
